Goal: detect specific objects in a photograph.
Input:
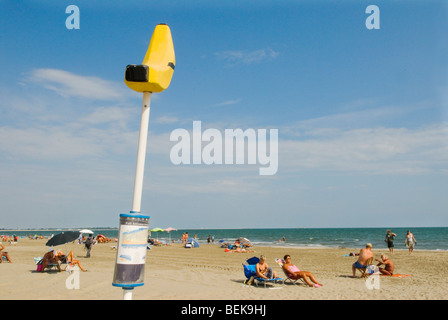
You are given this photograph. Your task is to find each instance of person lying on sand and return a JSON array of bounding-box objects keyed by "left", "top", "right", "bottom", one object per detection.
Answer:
[
  {"left": 282, "top": 254, "right": 322, "bottom": 287},
  {"left": 226, "top": 243, "right": 255, "bottom": 253}
]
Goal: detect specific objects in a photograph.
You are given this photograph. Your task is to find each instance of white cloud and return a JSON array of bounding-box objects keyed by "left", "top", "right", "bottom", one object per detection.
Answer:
[
  {"left": 79, "top": 106, "right": 135, "bottom": 128},
  {"left": 279, "top": 123, "right": 448, "bottom": 175},
  {"left": 282, "top": 106, "right": 406, "bottom": 137},
  {"left": 28, "top": 68, "right": 128, "bottom": 100},
  {"left": 0, "top": 125, "right": 137, "bottom": 160},
  {"left": 215, "top": 48, "right": 279, "bottom": 64},
  {"left": 154, "top": 116, "right": 180, "bottom": 124},
  {"left": 212, "top": 99, "right": 242, "bottom": 107}
]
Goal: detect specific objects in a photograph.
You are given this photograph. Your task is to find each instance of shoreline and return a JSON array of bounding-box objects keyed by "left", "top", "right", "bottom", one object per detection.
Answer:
[
  {"left": 1, "top": 238, "right": 447, "bottom": 300},
  {"left": 3, "top": 234, "right": 447, "bottom": 252},
  {"left": 3, "top": 226, "right": 448, "bottom": 252}
]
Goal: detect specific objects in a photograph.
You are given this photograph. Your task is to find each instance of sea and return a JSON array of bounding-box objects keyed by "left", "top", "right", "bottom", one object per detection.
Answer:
[{"left": 2, "top": 227, "right": 447, "bottom": 251}]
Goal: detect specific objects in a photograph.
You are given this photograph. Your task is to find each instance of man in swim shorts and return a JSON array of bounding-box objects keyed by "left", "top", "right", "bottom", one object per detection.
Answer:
[{"left": 351, "top": 243, "right": 373, "bottom": 278}]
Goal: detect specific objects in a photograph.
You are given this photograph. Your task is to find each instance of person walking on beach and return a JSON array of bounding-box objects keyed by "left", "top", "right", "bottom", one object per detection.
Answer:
[
  {"left": 384, "top": 230, "right": 397, "bottom": 254},
  {"left": 405, "top": 230, "right": 417, "bottom": 254},
  {"left": 85, "top": 234, "right": 93, "bottom": 258}
]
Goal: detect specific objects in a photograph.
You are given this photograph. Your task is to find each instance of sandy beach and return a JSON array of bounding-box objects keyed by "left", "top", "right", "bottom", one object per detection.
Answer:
[{"left": 1, "top": 238, "right": 447, "bottom": 300}]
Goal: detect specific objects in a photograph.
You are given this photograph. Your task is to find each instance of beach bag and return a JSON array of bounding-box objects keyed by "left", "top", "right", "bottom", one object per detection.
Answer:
[
  {"left": 366, "top": 265, "right": 380, "bottom": 275},
  {"left": 34, "top": 257, "right": 43, "bottom": 271}
]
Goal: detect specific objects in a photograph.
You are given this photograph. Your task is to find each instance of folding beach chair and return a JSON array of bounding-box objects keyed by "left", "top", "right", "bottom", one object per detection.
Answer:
[
  {"left": 275, "top": 258, "right": 307, "bottom": 286},
  {"left": 355, "top": 257, "right": 373, "bottom": 278},
  {"left": 242, "top": 256, "right": 282, "bottom": 288}
]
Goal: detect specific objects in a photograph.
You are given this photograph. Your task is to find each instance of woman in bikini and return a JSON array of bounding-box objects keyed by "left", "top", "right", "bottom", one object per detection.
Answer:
[
  {"left": 282, "top": 254, "right": 322, "bottom": 287},
  {"left": 57, "top": 250, "right": 87, "bottom": 272}
]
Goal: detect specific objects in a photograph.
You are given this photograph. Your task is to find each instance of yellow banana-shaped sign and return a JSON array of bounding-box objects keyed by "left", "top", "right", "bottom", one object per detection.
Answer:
[{"left": 125, "top": 23, "right": 175, "bottom": 93}]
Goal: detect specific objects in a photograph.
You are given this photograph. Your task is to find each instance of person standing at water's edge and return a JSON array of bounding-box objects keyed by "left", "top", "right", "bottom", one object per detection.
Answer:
[
  {"left": 384, "top": 230, "right": 397, "bottom": 254},
  {"left": 405, "top": 230, "right": 417, "bottom": 255}
]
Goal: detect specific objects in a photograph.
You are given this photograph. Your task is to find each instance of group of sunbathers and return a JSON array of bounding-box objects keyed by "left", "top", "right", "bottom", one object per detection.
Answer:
[
  {"left": 255, "top": 254, "right": 323, "bottom": 287},
  {"left": 39, "top": 249, "right": 87, "bottom": 273}
]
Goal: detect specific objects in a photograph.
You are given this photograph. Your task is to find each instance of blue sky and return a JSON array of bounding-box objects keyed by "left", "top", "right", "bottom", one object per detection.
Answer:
[{"left": 1, "top": 0, "right": 447, "bottom": 229}]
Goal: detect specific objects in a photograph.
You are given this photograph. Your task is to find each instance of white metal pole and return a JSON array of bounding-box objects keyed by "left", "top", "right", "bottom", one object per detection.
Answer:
[
  {"left": 123, "top": 288, "right": 134, "bottom": 300},
  {"left": 123, "top": 91, "right": 151, "bottom": 301},
  {"left": 131, "top": 91, "right": 152, "bottom": 213}
]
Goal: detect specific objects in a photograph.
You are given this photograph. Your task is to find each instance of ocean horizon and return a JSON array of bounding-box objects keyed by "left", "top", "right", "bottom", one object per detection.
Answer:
[{"left": 2, "top": 226, "right": 447, "bottom": 251}]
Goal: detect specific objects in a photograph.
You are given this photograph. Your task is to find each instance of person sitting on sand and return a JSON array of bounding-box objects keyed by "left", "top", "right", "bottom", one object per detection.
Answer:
[
  {"left": 282, "top": 254, "right": 322, "bottom": 287},
  {"left": 40, "top": 249, "right": 62, "bottom": 272},
  {"left": 56, "top": 250, "right": 87, "bottom": 272},
  {"left": 0, "top": 244, "right": 12, "bottom": 263},
  {"left": 256, "top": 255, "right": 277, "bottom": 280},
  {"left": 351, "top": 243, "right": 374, "bottom": 278},
  {"left": 375, "top": 254, "right": 394, "bottom": 276}
]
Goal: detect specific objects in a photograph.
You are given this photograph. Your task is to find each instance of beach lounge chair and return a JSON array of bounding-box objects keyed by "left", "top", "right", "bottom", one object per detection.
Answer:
[
  {"left": 274, "top": 258, "right": 307, "bottom": 286},
  {"left": 356, "top": 257, "right": 373, "bottom": 278},
  {"left": 242, "top": 256, "right": 282, "bottom": 288},
  {"left": 34, "top": 257, "right": 66, "bottom": 272}
]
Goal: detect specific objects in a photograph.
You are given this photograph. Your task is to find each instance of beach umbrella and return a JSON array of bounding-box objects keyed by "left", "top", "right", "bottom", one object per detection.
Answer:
[
  {"left": 236, "top": 237, "right": 253, "bottom": 247},
  {"left": 150, "top": 227, "right": 164, "bottom": 240},
  {"left": 45, "top": 231, "right": 80, "bottom": 247},
  {"left": 164, "top": 227, "right": 177, "bottom": 242},
  {"left": 79, "top": 229, "right": 93, "bottom": 234}
]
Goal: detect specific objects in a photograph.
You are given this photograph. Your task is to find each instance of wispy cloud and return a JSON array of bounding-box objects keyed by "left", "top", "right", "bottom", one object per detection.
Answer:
[
  {"left": 154, "top": 116, "right": 180, "bottom": 124},
  {"left": 28, "top": 68, "right": 128, "bottom": 100},
  {"left": 212, "top": 98, "right": 242, "bottom": 107},
  {"left": 214, "top": 48, "right": 279, "bottom": 65},
  {"left": 79, "top": 106, "right": 135, "bottom": 127},
  {"left": 279, "top": 123, "right": 448, "bottom": 175}
]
